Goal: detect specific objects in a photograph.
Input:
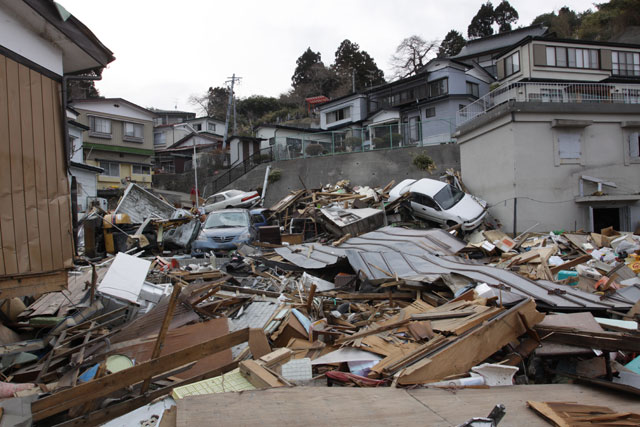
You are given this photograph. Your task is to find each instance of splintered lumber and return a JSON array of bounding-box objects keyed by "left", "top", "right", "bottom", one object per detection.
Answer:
[
  {"left": 31, "top": 328, "right": 251, "bottom": 422},
  {"left": 57, "top": 361, "right": 240, "bottom": 427},
  {"left": 527, "top": 401, "right": 640, "bottom": 427},
  {"left": 334, "top": 318, "right": 411, "bottom": 344},
  {"left": 239, "top": 360, "right": 286, "bottom": 388},
  {"left": 397, "top": 298, "right": 544, "bottom": 385}
]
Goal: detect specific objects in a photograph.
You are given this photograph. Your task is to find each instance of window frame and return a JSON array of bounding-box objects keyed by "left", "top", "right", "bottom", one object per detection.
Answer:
[
  {"left": 326, "top": 106, "right": 351, "bottom": 124},
  {"left": 428, "top": 78, "right": 448, "bottom": 98},
  {"left": 123, "top": 122, "right": 144, "bottom": 142},
  {"left": 425, "top": 107, "right": 436, "bottom": 118},
  {"left": 466, "top": 81, "right": 479, "bottom": 98},
  {"left": 99, "top": 160, "right": 120, "bottom": 177},
  {"left": 545, "top": 46, "right": 599, "bottom": 69},
  {"left": 612, "top": 51, "right": 640, "bottom": 77},
  {"left": 153, "top": 132, "right": 166, "bottom": 146},
  {"left": 89, "top": 116, "right": 112, "bottom": 139},
  {"left": 132, "top": 164, "right": 151, "bottom": 175},
  {"left": 504, "top": 51, "right": 520, "bottom": 76},
  {"left": 552, "top": 128, "right": 585, "bottom": 166}
]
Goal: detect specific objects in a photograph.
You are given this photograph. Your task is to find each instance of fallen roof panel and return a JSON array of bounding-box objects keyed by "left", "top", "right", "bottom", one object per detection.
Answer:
[{"left": 345, "top": 250, "right": 633, "bottom": 310}]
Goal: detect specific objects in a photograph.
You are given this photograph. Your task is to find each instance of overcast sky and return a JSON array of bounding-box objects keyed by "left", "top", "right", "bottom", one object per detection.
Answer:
[{"left": 61, "top": 0, "right": 598, "bottom": 113}]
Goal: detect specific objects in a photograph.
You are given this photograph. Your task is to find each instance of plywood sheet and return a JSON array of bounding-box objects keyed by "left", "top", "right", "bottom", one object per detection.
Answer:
[
  {"left": 175, "top": 384, "right": 639, "bottom": 427},
  {"left": 108, "top": 318, "right": 232, "bottom": 380},
  {"left": 0, "top": 54, "right": 73, "bottom": 295}
]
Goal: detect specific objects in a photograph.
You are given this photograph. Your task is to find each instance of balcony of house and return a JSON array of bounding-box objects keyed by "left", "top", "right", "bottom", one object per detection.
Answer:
[
  {"left": 457, "top": 82, "right": 640, "bottom": 128},
  {"left": 269, "top": 120, "right": 456, "bottom": 162}
]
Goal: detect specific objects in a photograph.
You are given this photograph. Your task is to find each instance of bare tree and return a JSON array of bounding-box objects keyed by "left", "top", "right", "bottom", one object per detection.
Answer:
[{"left": 390, "top": 35, "right": 439, "bottom": 80}]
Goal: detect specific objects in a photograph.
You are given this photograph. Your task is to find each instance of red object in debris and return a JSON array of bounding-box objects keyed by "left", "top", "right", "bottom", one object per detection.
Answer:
[
  {"left": 305, "top": 96, "right": 330, "bottom": 114},
  {"left": 325, "top": 370, "right": 387, "bottom": 387},
  {"left": 241, "top": 193, "right": 259, "bottom": 202}
]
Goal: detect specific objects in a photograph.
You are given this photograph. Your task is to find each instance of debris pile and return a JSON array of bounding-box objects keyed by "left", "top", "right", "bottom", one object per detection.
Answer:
[{"left": 0, "top": 179, "right": 638, "bottom": 425}]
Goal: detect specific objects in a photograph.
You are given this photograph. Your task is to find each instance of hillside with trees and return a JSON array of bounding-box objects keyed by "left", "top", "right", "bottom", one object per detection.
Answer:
[{"left": 187, "top": 0, "right": 639, "bottom": 133}]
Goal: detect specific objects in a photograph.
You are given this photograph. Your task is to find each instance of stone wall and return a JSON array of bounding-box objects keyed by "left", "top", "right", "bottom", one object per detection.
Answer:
[{"left": 153, "top": 144, "right": 461, "bottom": 206}]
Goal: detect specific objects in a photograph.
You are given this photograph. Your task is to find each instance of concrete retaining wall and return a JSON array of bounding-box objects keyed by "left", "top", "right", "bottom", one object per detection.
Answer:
[{"left": 153, "top": 144, "right": 460, "bottom": 206}]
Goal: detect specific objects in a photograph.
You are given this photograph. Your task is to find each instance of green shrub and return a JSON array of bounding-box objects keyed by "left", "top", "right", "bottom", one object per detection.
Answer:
[
  {"left": 305, "top": 143, "right": 325, "bottom": 156},
  {"left": 268, "top": 168, "right": 282, "bottom": 183},
  {"left": 344, "top": 136, "right": 362, "bottom": 151},
  {"left": 413, "top": 153, "right": 437, "bottom": 173}
]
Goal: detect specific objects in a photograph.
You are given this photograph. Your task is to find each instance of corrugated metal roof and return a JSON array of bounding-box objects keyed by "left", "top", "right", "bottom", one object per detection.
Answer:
[
  {"left": 345, "top": 250, "right": 633, "bottom": 310},
  {"left": 338, "top": 227, "right": 466, "bottom": 256},
  {"left": 274, "top": 227, "right": 465, "bottom": 269}
]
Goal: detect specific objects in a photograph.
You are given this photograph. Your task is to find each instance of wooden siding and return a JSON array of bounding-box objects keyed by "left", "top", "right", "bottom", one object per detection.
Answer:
[{"left": 0, "top": 53, "right": 72, "bottom": 296}]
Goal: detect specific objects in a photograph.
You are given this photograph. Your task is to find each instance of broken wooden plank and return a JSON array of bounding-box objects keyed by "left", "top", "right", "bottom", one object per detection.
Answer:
[
  {"left": 239, "top": 360, "right": 285, "bottom": 388},
  {"left": 31, "top": 328, "right": 250, "bottom": 422},
  {"left": 397, "top": 298, "right": 544, "bottom": 385}
]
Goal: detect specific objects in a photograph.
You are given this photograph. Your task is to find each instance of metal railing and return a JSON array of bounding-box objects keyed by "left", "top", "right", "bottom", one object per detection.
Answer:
[
  {"left": 457, "top": 82, "right": 640, "bottom": 127},
  {"left": 270, "top": 120, "right": 456, "bottom": 161},
  {"left": 203, "top": 147, "right": 273, "bottom": 196}
]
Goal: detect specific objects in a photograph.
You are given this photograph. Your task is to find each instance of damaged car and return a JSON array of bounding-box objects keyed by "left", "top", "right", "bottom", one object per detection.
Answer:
[
  {"left": 191, "top": 209, "right": 255, "bottom": 255},
  {"left": 388, "top": 178, "right": 487, "bottom": 230},
  {"left": 203, "top": 189, "right": 260, "bottom": 213}
]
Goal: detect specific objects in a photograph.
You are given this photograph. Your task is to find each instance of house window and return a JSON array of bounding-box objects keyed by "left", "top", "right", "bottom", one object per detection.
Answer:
[
  {"left": 557, "top": 130, "right": 582, "bottom": 160},
  {"left": 326, "top": 107, "right": 350, "bottom": 124},
  {"left": 268, "top": 137, "right": 276, "bottom": 146},
  {"left": 153, "top": 132, "right": 166, "bottom": 146},
  {"left": 207, "top": 122, "right": 216, "bottom": 132},
  {"left": 546, "top": 46, "right": 598, "bottom": 69},
  {"left": 504, "top": 51, "right": 520, "bottom": 76},
  {"left": 612, "top": 51, "right": 640, "bottom": 76},
  {"left": 428, "top": 79, "right": 448, "bottom": 97},
  {"left": 124, "top": 122, "right": 144, "bottom": 142},
  {"left": 193, "top": 123, "right": 202, "bottom": 131},
  {"left": 466, "top": 82, "right": 479, "bottom": 97},
  {"left": 99, "top": 161, "right": 119, "bottom": 177},
  {"left": 89, "top": 116, "right": 111, "bottom": 137},
  {"left": 425, "top": 107, "right": 436, "bottom": 118},
  {"left": 629, "top": 131, "right": 640, "bottom": 159},
  {"left": 132, "top": 164, "right": 150, "bottom": 175}
]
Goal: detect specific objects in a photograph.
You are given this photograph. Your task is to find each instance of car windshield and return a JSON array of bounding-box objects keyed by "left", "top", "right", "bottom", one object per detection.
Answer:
[
  {"left": 204, "top": 211, "right": 249, "bottom": 229},
  {"left": 433, "top": 184, "right": 465, "bottom": 210},
  {"left": 225, "top": 190, "right": 243, "bottom": 197}
]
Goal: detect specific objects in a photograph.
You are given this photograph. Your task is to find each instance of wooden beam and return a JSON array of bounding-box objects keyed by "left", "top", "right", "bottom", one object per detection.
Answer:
[
  {"left": 0, "top": 269, "right": 67, "bottom": 298},
  {"left": 397, "top": 299, "right": 544, "bottom": 385},
  {"left": 31, "top": 328, "right": 250, "bottom": 422},
  {"left": 140, "top": 281, "right": 182, "bottom": 394},
  {"left": 55, "top": 361, "right": 240, "bottom": 427}
]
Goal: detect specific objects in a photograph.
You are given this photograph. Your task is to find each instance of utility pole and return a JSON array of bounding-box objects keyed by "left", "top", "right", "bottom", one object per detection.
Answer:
[
  {"left": 223, "top": 74, "right": 241, "bottom": 150},
  {"left": 352, "top": 69, "right": 356, "bottom": 93}
]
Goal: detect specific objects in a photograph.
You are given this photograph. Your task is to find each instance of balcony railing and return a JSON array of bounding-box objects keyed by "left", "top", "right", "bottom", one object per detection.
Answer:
[
  {"left": 270, "top": 120, "right": 456, "bottom": 161},
  {"left": 456, "top": 82, "right": 640, "bottom": 128}
]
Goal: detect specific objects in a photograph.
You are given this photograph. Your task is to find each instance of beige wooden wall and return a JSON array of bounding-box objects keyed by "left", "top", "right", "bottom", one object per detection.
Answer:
[{"left": 0, "top": 53, "right": 73, "bottom": 297}]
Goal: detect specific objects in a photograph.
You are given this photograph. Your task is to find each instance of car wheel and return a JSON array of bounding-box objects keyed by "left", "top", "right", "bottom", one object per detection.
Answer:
[
  {"left": 226, "top": 206, "right": 232, "bottom": 209},
  {"left": 445, "top": 220, "right": 458, "bottom": 228}
]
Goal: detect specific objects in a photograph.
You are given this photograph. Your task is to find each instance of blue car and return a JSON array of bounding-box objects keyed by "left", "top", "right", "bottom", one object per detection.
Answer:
[{"left": 191, "top": 209, "right": 255, "bottom": 256}]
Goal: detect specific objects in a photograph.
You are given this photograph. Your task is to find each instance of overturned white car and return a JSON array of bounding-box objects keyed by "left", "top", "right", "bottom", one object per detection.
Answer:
[{"left": 388, "top": 178, "right": 487, "bottom": 231}]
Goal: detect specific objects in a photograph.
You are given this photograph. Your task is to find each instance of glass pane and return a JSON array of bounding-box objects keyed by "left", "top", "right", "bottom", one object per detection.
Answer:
[
  {"left": 568, "top": 48, "right": 576, "bottom": 68},
  {"left": 546, "top": 47, "right": 556, "bottom": 66},
  {"left": 556, "top": 48, "right": 567, "bottom": 67}
]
